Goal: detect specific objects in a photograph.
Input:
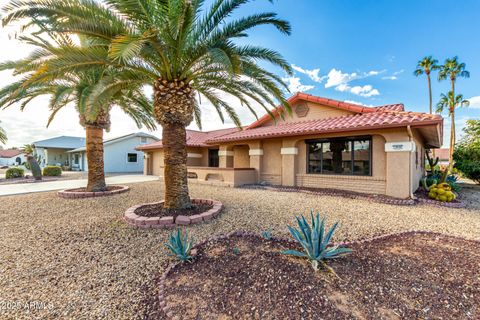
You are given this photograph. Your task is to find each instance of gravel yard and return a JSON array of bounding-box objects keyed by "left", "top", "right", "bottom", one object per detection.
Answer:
[{"left": 0, "top": 180, "right": 479, "bottom": 319}]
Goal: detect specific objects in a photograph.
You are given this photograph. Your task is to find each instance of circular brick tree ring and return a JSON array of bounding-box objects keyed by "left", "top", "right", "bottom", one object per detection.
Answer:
[
  {"left": 124, "top": 199, "right": 223, "bottom": 229},
  {"left": 58, "top": 185, "right": 130, "bottom": 199}
]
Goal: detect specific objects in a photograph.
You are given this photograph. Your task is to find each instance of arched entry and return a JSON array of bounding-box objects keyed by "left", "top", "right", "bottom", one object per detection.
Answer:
[{"left": 15, "top": 157, "right": 21, "bottom": 165}]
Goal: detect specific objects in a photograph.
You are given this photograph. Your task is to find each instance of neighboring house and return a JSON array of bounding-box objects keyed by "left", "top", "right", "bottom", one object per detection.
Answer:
[
  {"left": 433, "top": 148, "right": 450, "bottom": 166},
  {"left": 32, "top": 136, "right": 86, "bottom": 167},
  {"left": 0, "top": 149, "right": 25, "bottom": 166},
  {"left": 137, "top": 92, "right": 444, "bottom": 199},
  {"left": 68, "top": 132, "right": 158, "bottom": 173}
]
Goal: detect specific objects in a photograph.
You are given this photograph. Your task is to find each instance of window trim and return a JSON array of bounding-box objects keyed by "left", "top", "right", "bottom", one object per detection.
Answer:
[
  {"left": 305, "top": 136, "right": 373, "bottom": 176},
  {"left": 127, "top": 152, "right": 138, "bottom": 163}
]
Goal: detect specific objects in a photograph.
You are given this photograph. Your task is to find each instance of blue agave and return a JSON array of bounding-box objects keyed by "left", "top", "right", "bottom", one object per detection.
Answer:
[
  {"left": 282, "top": 212, "right": 352, "bottom": 273},
  {"left": 165, "top": 228, "right": 194, "bottom": 262},
  {"left": 261, "top": 229, "right": 273, "bottom": 240}
]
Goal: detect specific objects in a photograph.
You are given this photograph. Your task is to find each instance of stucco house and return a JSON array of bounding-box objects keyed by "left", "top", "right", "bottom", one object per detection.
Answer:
[
  {"left": 67, "top": 132, "right": 158, "bottom": 172},
  {"left": 0, "top": 149, "right": 26, "bottom": 166},
  {"left": 32, "top": 136, "right": 86, "bottom": 167},
  {"left": 137, "top": 93, "right": 443, "bottom": 199}
]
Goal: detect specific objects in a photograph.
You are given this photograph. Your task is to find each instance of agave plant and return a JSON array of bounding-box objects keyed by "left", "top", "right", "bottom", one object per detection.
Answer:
[
  {"left": 165, "top": 228, "right": 194, "bottom": 262},
  {"left": 282, "top": 212, "right": 352, "bottom": 274},
  {"left": 261, "top": 229, "right": 273, "bottom": 240}
]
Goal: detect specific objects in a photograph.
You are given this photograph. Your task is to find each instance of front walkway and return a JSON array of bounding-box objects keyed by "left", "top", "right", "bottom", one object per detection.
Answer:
[{"left": 0, "top": 174, "right": 158, "bottom": 196}]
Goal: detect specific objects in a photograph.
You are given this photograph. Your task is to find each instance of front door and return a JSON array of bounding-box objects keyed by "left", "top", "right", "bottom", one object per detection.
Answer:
[{"left": 208, "top": 149, "right": 219, "bottom": 167}]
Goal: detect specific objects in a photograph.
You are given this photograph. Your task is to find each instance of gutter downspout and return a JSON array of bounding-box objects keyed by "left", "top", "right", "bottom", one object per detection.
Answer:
[{"left": 407, "top": 125, "right": 416, "bottom": 199}]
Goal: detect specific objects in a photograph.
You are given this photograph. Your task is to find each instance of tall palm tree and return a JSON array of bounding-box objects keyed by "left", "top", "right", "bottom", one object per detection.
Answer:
[
  {"left": 436, "top": 91, "right": 470, "bottom": 171},
  {"left": 438, "top": 57, "right": 470, "bottom": 171},
  {"left": 0, "top": 32, "right": 156, "bottom": 191},
  {"left": 2, "top": 0, "right": 293, "bottom": 209},
  {"left": 414, "top": 56, "right": 439, "bottom": 114},
  {"left": 0, "top": 122, "right": 7, "bottom": 144}
]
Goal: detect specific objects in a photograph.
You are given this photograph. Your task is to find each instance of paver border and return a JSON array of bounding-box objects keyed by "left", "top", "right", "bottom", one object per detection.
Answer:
[
  {"left": 57, "top": 185, "right": 130, "bottom": 199},
  {"left": 157, "top": 229, "right": 480, "bottom": 318},
  {"left": 124, "top": 198, "right": 223, "bottom": 229}
]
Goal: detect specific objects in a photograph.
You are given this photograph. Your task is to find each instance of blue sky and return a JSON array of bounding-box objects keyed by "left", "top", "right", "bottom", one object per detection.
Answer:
[{"left": 0, "top": 0, "right": 479, "bottom": 147}]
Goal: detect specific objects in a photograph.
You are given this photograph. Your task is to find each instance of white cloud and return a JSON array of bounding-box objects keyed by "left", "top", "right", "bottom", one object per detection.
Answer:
[
  {"left": 291, "top": 64, "right": 325, "bottom": 83},
  {"left": 393, "top": 69, "right": 405, "bottom": 75},
  {"left": 344, "top": 100, "right": 375, "bottom": 107},
  {"left": 467, "top": 96, "right": 480, "bottom": 108},
  {"left": 281, "top": 76, "right": 315, "bottom": 93},
  {"left": 324, "top": 68, "right": 360, "bottom": 88},
  {"left": 382, "top": 76, "right": 397, "bottom": 80},
  {"left": 350, "top": 85, "right": 380, "bottom": 97}
]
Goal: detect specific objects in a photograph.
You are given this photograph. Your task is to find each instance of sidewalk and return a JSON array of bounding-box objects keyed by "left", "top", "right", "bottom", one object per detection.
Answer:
[{"left": 0, "top": 174, "right": 159, "bottom": 196}]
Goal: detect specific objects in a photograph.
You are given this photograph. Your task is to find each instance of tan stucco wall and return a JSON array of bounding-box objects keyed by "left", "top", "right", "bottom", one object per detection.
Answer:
[
  {"left": 260, "top": 139, "right": 282, "bottom": 185},
  {"left": 263, "top": 102, "right": 353, "bottom": 126},
  {"left": 45, "top": 148, "right": 70, "bottom": 166},
  {"left": 233, "top": 145, "right": 250, "bottom": 168}
]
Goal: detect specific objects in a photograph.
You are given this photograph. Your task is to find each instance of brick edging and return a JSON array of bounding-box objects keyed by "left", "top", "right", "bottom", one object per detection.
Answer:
[
  {"left": 157, "top": 229, "right": 479, "bottom": 318},
  {"left": 124, "top": 199, "right": 223, "bottom": 229},
  {"left": 57, "top": 185, "right": 130, "bottom": 199},
  {"left": 241, "top": 185, "right": 466, "bottom": 208}
]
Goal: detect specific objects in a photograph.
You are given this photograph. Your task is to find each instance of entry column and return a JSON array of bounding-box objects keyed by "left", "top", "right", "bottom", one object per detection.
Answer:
[
  {"left": 281, "top": 139, "right": 298, "bottom": 187},
  {"left": 248, "top": 141, "right": 263, "bottom": 183},
  {"left": 219, "top": 145, "right": 234, "bottom": 168}
]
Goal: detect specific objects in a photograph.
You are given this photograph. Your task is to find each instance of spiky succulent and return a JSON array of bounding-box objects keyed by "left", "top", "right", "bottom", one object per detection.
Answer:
[
  {"left": 282, "top": 212, "right": 352, "bottom": 273},
  {"left": 165, "top": 228, "right": 194, "bottom": 262},
  {"left": 261, "top": 229, "right": 273, "bottom": 240}
]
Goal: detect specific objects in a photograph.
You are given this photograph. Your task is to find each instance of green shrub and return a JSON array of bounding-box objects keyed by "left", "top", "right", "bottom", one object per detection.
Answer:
[
  {"left": 42, "top": 166, "right": 62, "bottom": 176},
  {"left": 5, "top": 167, "right": 24, "bottom": 179},
  {"left": 165, "top": 228, "right": 194, "bottom": 262},
  {"left": 454, "top": 145, "right": 480, "bottom": 184},
  {"left": 282, "top": 212, "right": 352, "bottom": 274}
]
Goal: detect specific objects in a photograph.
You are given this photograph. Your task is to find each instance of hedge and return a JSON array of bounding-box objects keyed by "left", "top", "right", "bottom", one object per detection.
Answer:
[
  {"left": 42, "top": 166, "right": 62, "bottom": 176},
  {"left": 6, "top": 167, "right": 25, "bottom": 179}
]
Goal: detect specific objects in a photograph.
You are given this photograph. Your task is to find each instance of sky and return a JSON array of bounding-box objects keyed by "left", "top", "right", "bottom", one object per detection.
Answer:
[{"left": 0, "top": 0, "right": 479, "bottom": 148}]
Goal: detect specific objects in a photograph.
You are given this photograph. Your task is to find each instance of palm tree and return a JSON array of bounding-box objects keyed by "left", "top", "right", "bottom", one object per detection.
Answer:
[
  {"left": 414, "top": 56, "right": 439, "bottom": 114},
  {"left": 0, "top": 32, "right": 156, "bottom": 191},
  {"left": 438, "top": 57, "right": 470, "bottom": 171},
  {"left": 0, "top": 122, "right": 7, "bottom": 144},
  {"left": 22, "top": 144, "right": 34, "bottom": 155},
  {"left": 2, "top": 0, "right": 293, "bottom": 208},
  {"left": 436, "top": 91, "right": 470, "bottom": 171}
]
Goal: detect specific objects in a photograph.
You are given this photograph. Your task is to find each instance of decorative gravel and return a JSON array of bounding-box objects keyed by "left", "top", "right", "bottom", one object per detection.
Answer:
[{"left": 0, "top": 180, "right": 479, "bottom": 319}]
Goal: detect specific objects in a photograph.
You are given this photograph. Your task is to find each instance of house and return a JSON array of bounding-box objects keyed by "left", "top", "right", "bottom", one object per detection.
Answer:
[
  {"left": 68, "top": 132, "right": 158, "bottom": 172},
  {"left": 137, "top": 93, "right": 443, "bottom": 199},
  {"left": 32, "top": 136, "right": 86, "bottom": 167},
  {"left": 0, "top": 149, "right": 26, "bottom": 166},
  {"left": 433, "top": 148, "right": 450, "bottom": 166}
]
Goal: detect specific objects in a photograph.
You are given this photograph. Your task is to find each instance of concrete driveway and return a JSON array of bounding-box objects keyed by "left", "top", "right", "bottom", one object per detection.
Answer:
[{"left": 0, "top": 174, "right": 159, "bottom": 196}]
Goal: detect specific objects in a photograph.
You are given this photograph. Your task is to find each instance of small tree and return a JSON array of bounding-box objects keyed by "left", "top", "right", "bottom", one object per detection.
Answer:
[{"left": 453, "top": 120, "right": 480, "bottom": 184}]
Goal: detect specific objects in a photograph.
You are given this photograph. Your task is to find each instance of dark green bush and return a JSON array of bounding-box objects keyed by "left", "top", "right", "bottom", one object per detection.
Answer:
[
  {"left": 454, "top": 145, "right": 480, "bottom": 184},
  {"left": 6, "top": 167, "right": 24, "bottom": 179},
  {"left": 42, "top": 166, "right": 62, "bottom": 176}
]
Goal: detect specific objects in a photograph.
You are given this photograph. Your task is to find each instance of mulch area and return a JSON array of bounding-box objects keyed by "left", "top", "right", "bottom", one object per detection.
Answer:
[
  {"left": 134, "top": 202, "right": 213, "bottom": 218},
  {"left": 159, "top": 232, "right": 480, "bottom": 319},
  {"left": 67, "top": 185, "right": 124, "bottom": 192}
]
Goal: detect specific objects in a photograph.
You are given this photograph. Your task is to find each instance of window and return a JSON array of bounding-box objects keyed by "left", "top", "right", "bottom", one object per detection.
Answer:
[
  {"left": 208, "top": 149, "right": 219, "bottom": 167},
  {"left": 307, "top": 137, "right": 371, "bottom": 176},
  {"left": 127, "top": 153, "right": 138, "bottom": 163}
]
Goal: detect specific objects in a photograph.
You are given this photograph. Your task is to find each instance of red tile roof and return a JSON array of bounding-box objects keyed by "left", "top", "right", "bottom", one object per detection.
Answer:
[
  {"left": 206, "top": 111, "right": 442, "bottom": 144},
  {"left": 0, "top": 149, "right": 24, "bottom": 158},
  {"left": 137, "top": 127, "right": 240, "bottom": 150},
  {"left": 137, "top": 93, "right": 443, "bottom": 149}
]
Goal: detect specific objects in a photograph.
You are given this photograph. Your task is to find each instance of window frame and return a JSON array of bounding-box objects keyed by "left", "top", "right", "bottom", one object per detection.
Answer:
[
  {"left": 127, "top": 152, "right": 138, "bottom": 163},
  {"left": 305, "top": 136, "right": 373, "bottom": 176}
]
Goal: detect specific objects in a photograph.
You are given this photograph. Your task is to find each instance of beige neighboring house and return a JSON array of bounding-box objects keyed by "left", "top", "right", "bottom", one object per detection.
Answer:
[
  {"left": 32, "top": 136, "right": 86, "bottom": 168},
  {"left": 137, "top": 93, "right": 444, "bottom": 199}
]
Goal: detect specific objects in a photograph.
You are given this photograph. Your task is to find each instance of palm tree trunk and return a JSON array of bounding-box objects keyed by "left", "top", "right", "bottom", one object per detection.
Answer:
[
  {"left": 162, "top": 122, "right": 191, "bottom": 209},
  {"left": 449, "top": 78, "right": 456, "bottom": 172},
  {"left": 427, "top": 74, "right": 432, "bottom": 114},
  {"left": 85, "top": 126, "right": 107, "bottom": 192},
  {"left": 448, "top": 111, "right": 455, "bottom": 172}
]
